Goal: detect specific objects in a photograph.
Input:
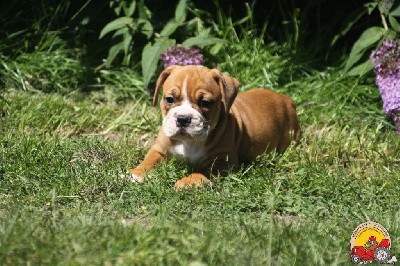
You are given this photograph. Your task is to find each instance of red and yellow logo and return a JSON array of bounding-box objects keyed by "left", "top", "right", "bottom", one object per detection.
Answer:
[{"left": 350, "top": 221, "right": 397, "bottom": 264}]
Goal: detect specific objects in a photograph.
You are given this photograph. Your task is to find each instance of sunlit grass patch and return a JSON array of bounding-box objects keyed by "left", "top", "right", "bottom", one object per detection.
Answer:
[{"left": 1, "top": 35, "right": 399, "bottom": 265}]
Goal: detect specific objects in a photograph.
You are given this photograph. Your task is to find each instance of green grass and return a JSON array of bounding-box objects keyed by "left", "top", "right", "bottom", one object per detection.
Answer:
[{"left": 1, "top": 36, "right": 400, "bottom": 265}]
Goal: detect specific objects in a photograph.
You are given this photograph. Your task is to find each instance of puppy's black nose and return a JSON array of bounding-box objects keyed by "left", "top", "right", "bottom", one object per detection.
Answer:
[{"left": 176, "top": 115, "right": 192, "bottom": 128}]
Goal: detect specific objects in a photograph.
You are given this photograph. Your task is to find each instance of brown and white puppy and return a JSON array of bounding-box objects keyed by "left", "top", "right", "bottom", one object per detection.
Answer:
[{"left": 129, "top": 65, "right": 301, "bottom": 189}]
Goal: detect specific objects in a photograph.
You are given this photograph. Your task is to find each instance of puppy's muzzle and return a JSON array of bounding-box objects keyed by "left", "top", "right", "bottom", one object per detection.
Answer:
[{"left": 163, "top": 105, "right": 208, "bottom": 141}]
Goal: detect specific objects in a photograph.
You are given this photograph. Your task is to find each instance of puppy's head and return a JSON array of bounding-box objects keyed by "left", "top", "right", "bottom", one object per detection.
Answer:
[{"left": 153, "top": 65, "right": 240, "bottom": 142}]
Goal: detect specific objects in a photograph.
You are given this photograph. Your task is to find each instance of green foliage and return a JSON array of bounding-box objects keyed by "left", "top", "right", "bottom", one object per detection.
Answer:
[
  {"left": 99, "top": 1, "right": 151, "bottom": 66},
  {"left": 100, "top": 0, "right": 226, "bottom": 88},
  {"left": 344, "top": 0, "right": 400, "bottom": 76},
  {"left": 141, "top": 39, "right": 176, "bottom": 88},
  {"left": 0, "top": 45, "right": 86, "bottom": 94}
]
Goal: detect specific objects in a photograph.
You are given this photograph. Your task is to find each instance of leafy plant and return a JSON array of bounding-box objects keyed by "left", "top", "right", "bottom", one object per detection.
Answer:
[
  {"left": 343, "top": 0, "right": 400, "bottom": 76},
  {"left": 99, "top": 1, "right": 152, "bottom": 67},
  {"left": 99, "top": 0, "right": 226, "bottom": 89}
]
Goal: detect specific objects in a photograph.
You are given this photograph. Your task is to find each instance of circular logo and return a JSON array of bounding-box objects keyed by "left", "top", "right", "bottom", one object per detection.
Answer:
[
  {"left": 350, "top": 221, "right": 391, "bottom": 249},
  {"left": 349, "top": 221, "right": 396, "bottom": 264}
]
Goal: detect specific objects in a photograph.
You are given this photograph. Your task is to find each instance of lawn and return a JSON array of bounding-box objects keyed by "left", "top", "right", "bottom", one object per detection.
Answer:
[{"left": 1, "top": 7, "right": 400, "bottom": 266}]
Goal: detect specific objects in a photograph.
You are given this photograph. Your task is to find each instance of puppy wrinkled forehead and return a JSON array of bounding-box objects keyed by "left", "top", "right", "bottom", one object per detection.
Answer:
[{"left": 164, "top": 66, "right": 218, "bottom": 92}]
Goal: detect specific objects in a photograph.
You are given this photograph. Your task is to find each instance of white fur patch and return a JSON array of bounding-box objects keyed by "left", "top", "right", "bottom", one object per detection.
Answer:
[
  {"left": 181, "top": 76, "right": 190, "bottom": 106},
  {"left": 169, "top": 141, "right": 206, "bottom": 164}
]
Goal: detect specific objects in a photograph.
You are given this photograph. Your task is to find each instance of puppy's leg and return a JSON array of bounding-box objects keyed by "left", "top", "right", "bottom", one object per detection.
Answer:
[
  {"left": 174, "top": 155, "right": 239, "bottom": 190},
  {"left": 129, "top": 149, "right": 164, "bottom": 182},
  {"left": 174, "top": 173, "right": 210, "bottom": 190}
]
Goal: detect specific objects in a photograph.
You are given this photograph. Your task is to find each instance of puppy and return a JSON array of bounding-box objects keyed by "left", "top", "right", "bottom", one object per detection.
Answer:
[{"left": 129, "top": 65, "right": 301, "bottom": 189}]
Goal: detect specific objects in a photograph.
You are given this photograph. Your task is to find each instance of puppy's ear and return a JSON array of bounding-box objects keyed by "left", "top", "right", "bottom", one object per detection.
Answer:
[
  {"left": 211, "top": 69, "right": 240, "bottom": 112},
  {"left": 153, "top": 65, "right": 180, "bottom": 106}
]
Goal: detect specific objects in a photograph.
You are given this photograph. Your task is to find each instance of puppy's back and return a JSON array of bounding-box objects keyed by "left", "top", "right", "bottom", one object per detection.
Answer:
[{"left": 232, "top": 88, "right": 301, "bottom": 160}]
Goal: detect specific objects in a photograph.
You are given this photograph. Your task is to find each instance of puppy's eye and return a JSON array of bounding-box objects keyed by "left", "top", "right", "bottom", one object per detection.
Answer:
[
  {"left": 165, "top": 96, "right": 175, "bottom": 105},
  {"left": 199, "top": 99, "right": 212, "bottom": 108}
]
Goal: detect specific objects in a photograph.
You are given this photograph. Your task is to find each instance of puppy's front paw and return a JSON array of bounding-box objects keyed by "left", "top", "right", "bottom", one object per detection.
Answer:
[
  {"left": 128, "top": 169, "right": 144, "bottom": 183},
  {"left": 128, "top": 173, "right": 144, "bottom": 183},
  {"left": 174, "top": 173, "right": 210, "bottom": 190}
]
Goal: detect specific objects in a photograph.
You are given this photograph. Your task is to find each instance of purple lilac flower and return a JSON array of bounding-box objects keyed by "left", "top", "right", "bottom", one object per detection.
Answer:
[
  {"left": 160, "top": 45, "right": 203, "bottom": 69},
  {"left": 371, "top": 39, "right": 400, "bottom": 133}
]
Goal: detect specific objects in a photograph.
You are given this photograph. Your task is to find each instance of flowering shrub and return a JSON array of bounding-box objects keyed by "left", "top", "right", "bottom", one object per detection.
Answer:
[
  {"left": 160, "top": 45, "right": 203, "bottom": 69},
  {"left": 371, "top": 39, "right": 400, "bottom": 133}
]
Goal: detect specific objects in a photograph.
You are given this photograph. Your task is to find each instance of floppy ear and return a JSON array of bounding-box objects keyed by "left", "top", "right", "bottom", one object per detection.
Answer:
[
  {"left": 152, "top": 65, "right": 181, "bottom": 106},
  {"left": 210, "top": 69, "right": 240, "bottom": 112}
]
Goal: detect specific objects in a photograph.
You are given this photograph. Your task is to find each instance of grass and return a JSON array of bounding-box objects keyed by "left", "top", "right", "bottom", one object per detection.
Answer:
[{"left": 1, "top": 33, "right": 400, "bottom": 265}]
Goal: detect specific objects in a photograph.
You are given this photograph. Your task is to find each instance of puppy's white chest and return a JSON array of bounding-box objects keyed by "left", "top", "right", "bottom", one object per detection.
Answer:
[{"left": 169, "top": 141, "right": 206, "bottom": 164}]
